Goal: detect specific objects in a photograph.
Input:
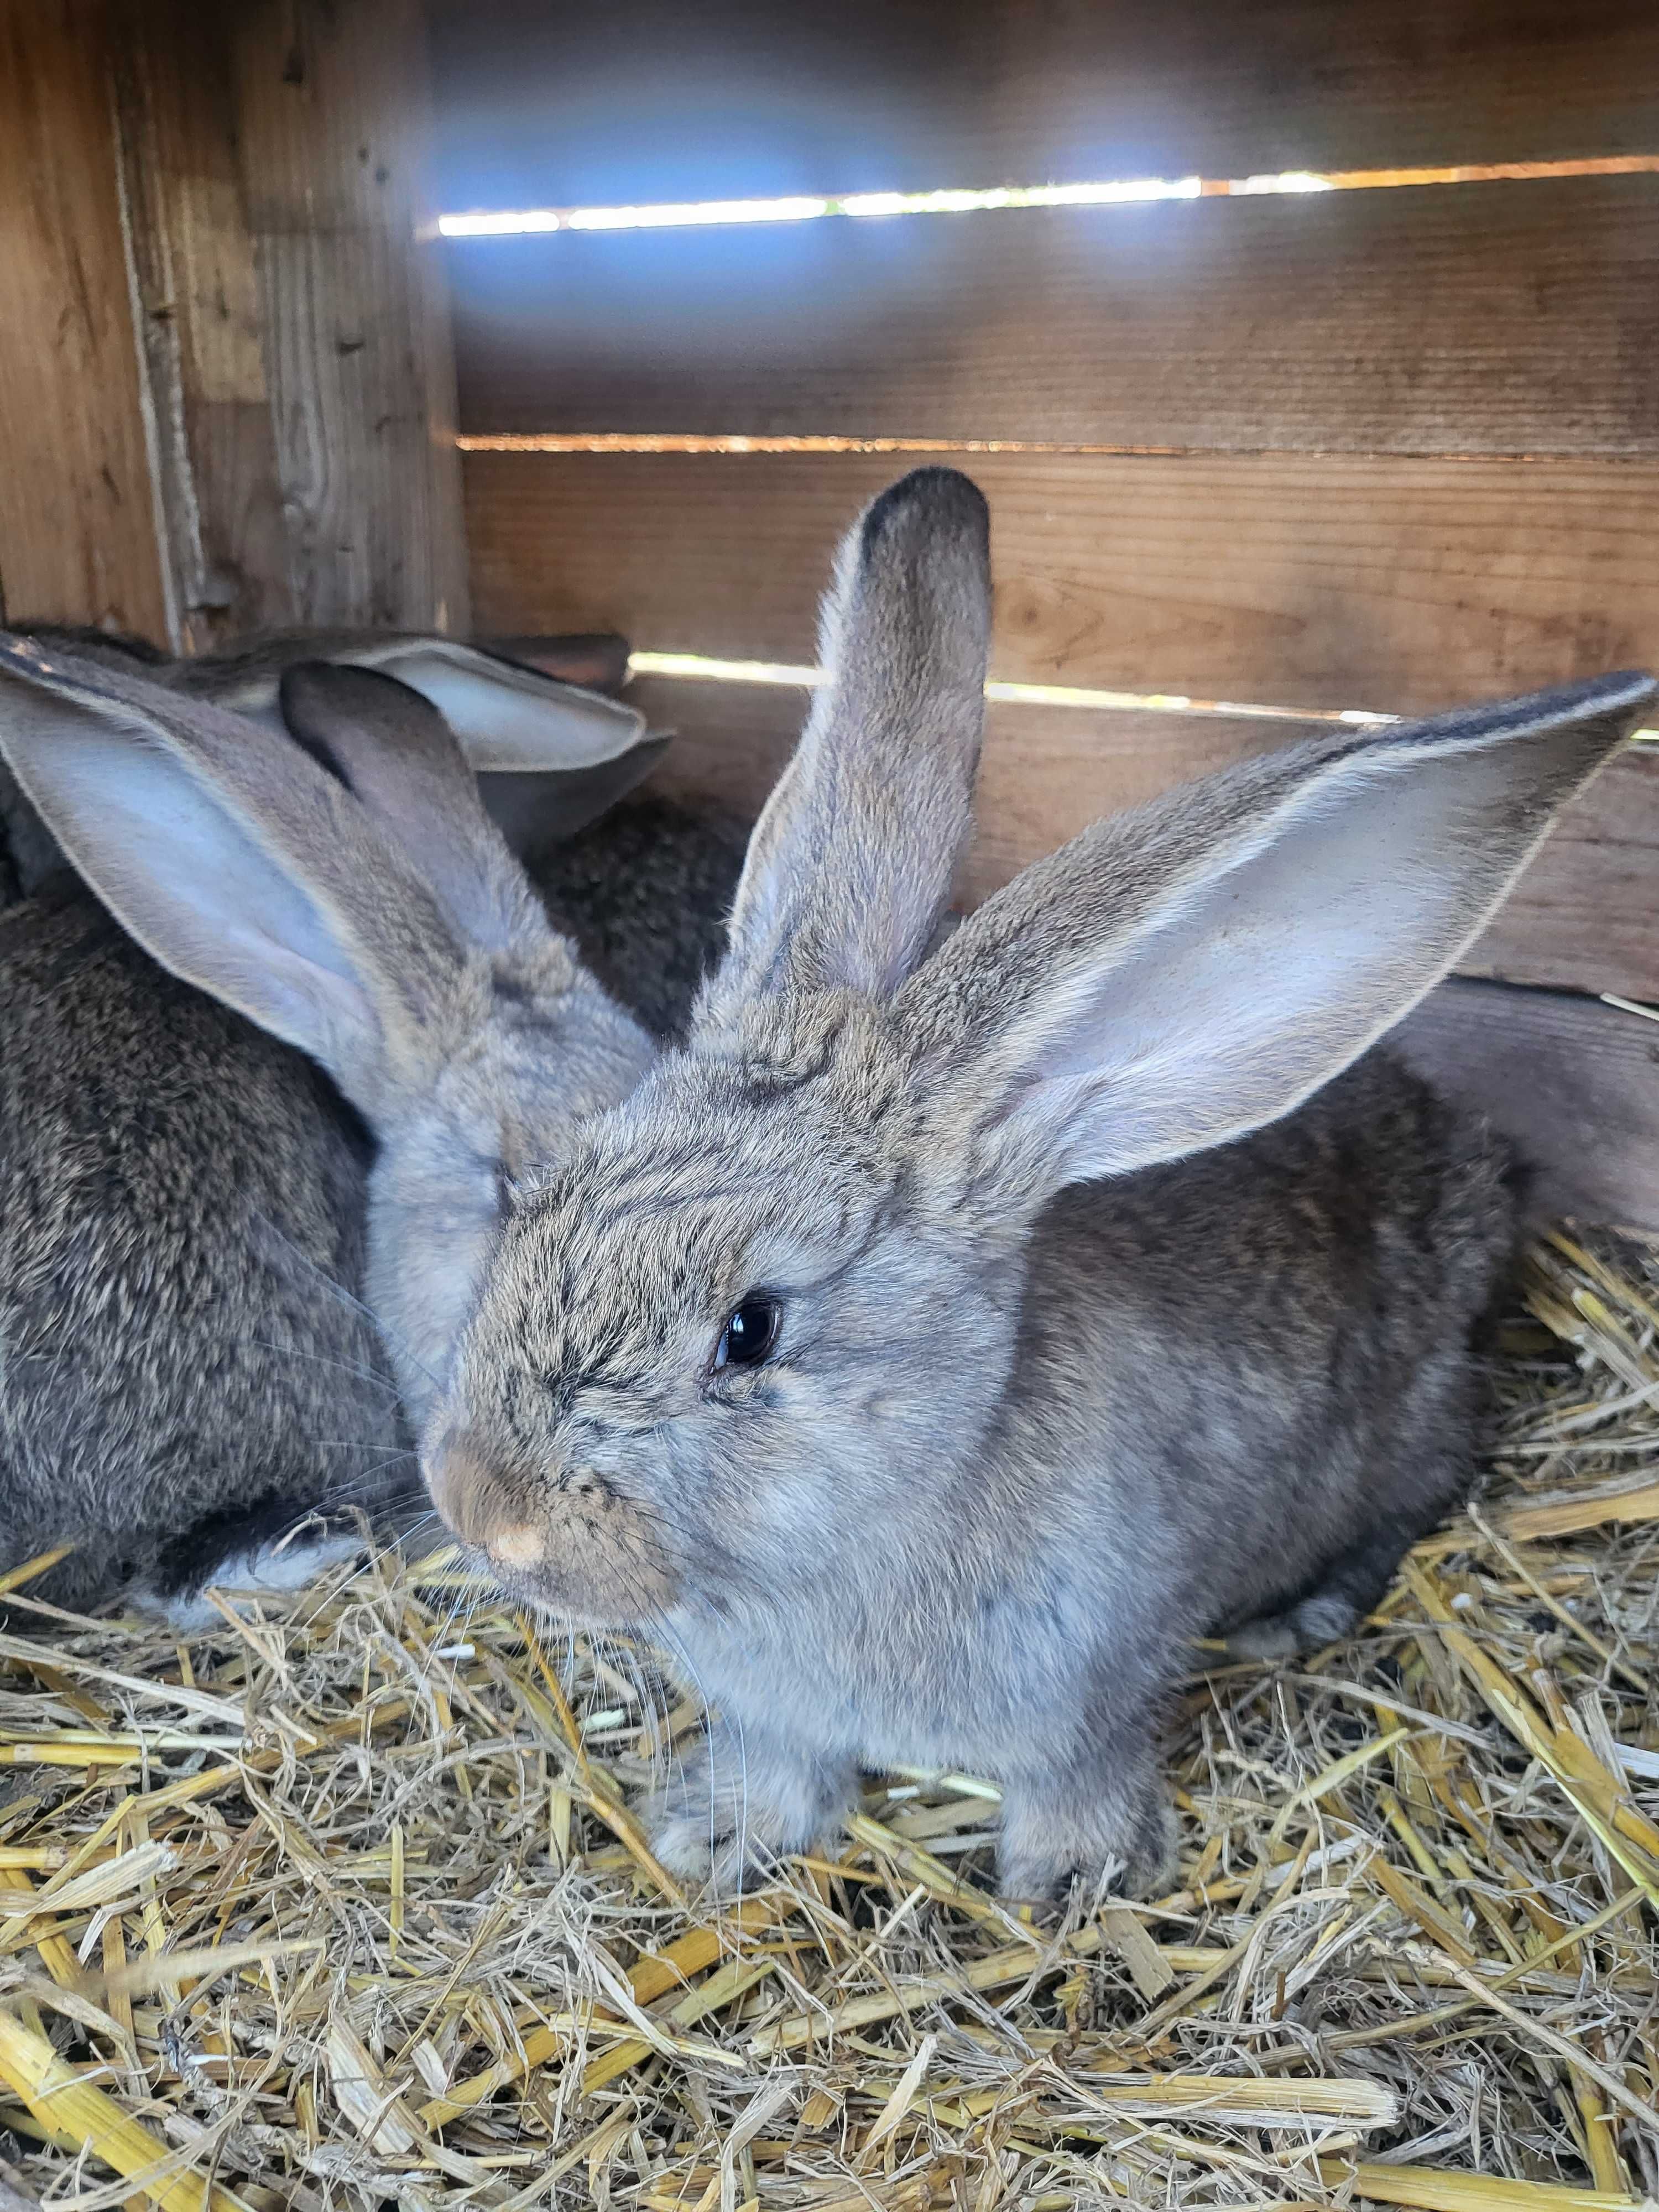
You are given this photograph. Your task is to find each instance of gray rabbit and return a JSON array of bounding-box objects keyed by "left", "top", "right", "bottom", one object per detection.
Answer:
[
  {"left": 0, "top": 634, "right": 742, "bottom": 1621},
  {"left": 422, "top": 467, "right": 1653, "bottom": 1900}
]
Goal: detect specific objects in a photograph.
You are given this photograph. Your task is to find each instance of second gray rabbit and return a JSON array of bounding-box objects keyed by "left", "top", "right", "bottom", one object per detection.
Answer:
[{"left": 0, "top": 635, "right": 743, "bottom": 1620}]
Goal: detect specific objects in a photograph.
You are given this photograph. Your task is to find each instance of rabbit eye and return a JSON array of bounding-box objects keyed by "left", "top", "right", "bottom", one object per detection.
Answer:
[{"left": 714, "top": 1294, "right": 781, "bottom": 1371}]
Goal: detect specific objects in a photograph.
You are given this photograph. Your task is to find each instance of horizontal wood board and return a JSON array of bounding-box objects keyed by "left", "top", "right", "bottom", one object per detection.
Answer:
[
  {"left": 452, "top": 176, "right": 1659, "bottom": 452},
  {"left": 464, "top": 449, "right": 1659, "bottom": 717},
  {"left": 630, "top": 674, "right": 1659, "bottom": 1004},
  {"left": 429, "top": 0, "right": 1659, "bottom": 208}
]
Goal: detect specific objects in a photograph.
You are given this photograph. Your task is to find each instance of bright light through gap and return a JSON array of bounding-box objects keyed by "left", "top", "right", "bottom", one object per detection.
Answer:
[
  {"left": 444, "top": 174, "right": 1221, "bottom": 237},
  {"left": 437, "top": 157, "right": 1659, "bottom": 238},
  {"left": 627, "top": 653, "right": 1659, "bottom": 746}
]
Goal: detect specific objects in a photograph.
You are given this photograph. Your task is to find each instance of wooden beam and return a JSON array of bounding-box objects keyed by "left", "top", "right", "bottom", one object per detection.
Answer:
[
  {"left": 429, "top": 0, "right": 1659, "bottom": 207},
  {"left": 453, "top": 177, "right": 1659, "bottom": 452},
  {"left": 0, "top": 0, "right": 169, "bottom": 639},
  {"left": 107, "top": 0, "right": 292, "bottom": 650},
  {"left": 227, "top": 0, "right": 469, "bottom": 634},
  {"left": 463, "top": 448, "right": 1659, "bottom": 717},
  {"left": 2, "top": 0, "right": 468, "bottom": 651}
]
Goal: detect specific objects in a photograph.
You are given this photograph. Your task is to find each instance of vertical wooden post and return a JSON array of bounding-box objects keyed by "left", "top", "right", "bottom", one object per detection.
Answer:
[
  {"left": 0, "top": 0, "right": 468, "bottom": 648},
  {"left": 108, "top": 1, "right": 295, "bottom": 650},
  {"left": 223, "top": 0, "right": 470, "bottom": 636},
  {"left": 0, "top": 0, "right": 171, "bottom": 640}
]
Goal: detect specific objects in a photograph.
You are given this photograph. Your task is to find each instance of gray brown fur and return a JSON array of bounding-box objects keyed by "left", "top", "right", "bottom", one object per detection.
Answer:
[
  {"left": 0, "top": 636, "right": 737, "bottom": 1619},
  {"left": 0, "top": 879, "right": 399, "bottom": 1616},
  {"left": 426, "top": 467, "right": 1653, "bottom": 1901}
]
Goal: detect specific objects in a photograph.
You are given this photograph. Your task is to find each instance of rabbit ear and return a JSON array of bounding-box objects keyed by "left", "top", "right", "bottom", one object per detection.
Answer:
[
  {"left": 339, "top": 638, "right": 650, "bottom": 770},
  {"left": 206, "top": 637, "right": 649, "bottom": 771},
  {"left": 277, "top": 662, "right": 571, "bottom": 960},
  {"left": 898, "top": 672, "right": 1656, "bottom": 1213},
  {"left": 706, "top": 467, "right": 990, "bottom": 1014},
  {"left": 213, "top": 637, "right": 664, "bottom": 852},
  {"left": 476, "top": 737, "right": 671, "bottom": 859},
  {"left": 0, "top": 635, "right": 467, "bottom": 1121}
]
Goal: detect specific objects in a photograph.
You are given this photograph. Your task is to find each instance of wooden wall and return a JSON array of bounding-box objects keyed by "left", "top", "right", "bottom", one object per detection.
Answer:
[
  {"left": 0, "top": 0, "right": 468, "bottom": 650},
  {"left": 435, "top": 0, "right": 1659, "bottom": 1004}
]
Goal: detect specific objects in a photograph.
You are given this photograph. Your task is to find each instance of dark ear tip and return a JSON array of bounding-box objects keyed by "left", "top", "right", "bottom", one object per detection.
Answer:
[{"left": 860, "top": 466, "right": 990, "bottom": 555}]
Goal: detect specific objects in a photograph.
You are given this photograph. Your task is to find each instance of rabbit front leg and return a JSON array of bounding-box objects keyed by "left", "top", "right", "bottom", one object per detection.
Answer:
[
  {"left": 996, "top": 1731, "right": 1180, "bottom": 1903},
  {"left": 646, "top": 1713, "right": 858, "bottom": 1890}
]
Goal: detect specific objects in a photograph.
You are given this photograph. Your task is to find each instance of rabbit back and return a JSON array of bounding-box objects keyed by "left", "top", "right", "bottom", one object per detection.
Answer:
[
  {"left": 1016, "top": 1044, "right": 1524, "bottom": 1662},
  {"left": 0, "top": 884, "right": 408, "bottom": 1615}
]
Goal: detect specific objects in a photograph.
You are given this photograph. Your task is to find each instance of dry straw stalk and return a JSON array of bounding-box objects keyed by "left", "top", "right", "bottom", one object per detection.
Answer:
[{"left": 1, "top": 1230, "right": 1657, "bottom": 2208}]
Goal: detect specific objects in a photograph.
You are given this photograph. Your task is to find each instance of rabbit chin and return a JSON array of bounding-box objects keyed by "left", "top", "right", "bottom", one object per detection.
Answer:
[{"left": 450, "top": 1546, "right": 661, "bottom": 1632}]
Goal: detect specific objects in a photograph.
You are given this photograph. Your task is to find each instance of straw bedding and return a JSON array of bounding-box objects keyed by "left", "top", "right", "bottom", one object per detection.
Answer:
[{"left": 1, "top": 1228, "right": 1656, "bottom": 2211}]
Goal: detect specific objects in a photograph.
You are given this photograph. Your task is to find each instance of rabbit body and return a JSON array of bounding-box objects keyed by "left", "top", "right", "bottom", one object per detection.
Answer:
[
  {"left": 439, "top": 999, "right": 1515, "bottom": 1896},
  {"left": 0, "top": 883, "right": 400, "bottom": 1618},
  {"left": 0, "top": 634, "right": 742, "bottom": 1620},
  {"left": 427, "top": 468, "right": 1652, "bottom": 1900}
]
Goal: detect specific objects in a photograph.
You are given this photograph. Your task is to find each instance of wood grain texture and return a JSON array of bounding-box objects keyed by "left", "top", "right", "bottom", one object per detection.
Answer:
[
  {"left": 0, "top": 0, "right": 168, "bottom": 638},
  {"left": 463, "top": 448, "right": 1659, "bottom": 716},
  {"left": 229, "top": 0, "right": 470, "bottom": 633},
  {"left": 631, "top": 675, "right": 1659, "bottom": 1002},
  {"left": 429, "top": 0, "right": 1659, "bottom": 209},
  {"left": 453, "top": 176, "right": 1659, "bottom": 452},
  {"left": 1454, "top": 748, "right": 1659, "bottom": 1001},
  {"left": 1392, "top": 981, "right": 1659, "bottom": 1234},
  {"left": 108, "top": 0, "right": 293, "bottom": 650}
]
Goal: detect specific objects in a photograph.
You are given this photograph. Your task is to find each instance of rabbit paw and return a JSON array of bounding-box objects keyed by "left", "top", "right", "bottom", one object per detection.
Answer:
[
  {"left": 998, "top": 1769, "right": 1180, "bottom": 1903},
  {"left": 1224, "top": 1592, "right": 1362, "bottom": 1661},
  {"left": 644, "top": 1721, "right": 855, "bottom": 1891}
]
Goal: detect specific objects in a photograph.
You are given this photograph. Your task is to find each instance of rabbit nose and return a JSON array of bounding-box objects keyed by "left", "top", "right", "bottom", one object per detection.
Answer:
[{"left": 422, "top": 1430, "right": 547, "bottom": 1571}]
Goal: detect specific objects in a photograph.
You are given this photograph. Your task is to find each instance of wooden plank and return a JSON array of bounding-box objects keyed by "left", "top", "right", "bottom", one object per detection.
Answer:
[
  {"left": 463, "top": 449, "right": 1659, "bottom": 717},
  {"left": 1455, "top": 748, "right": 1659, "bottom": 1003},
  {"left": 429, "top": 0, "right": 1659, "bottom": 210},
  {"left": 452, "top": 176, "right": 1659, "bottom": 452},
  {"left": 631, "top": 676, "right": 1659, "bottom": 1002},
  {"left": 0, "top": 1, "right": 169, "bottom": 639},
  {"left": 107, "top": 0, "right": 294, "bottom": 651},
  {"left": 629, "top": 670, "right": 1290, "bottom": 868},
  {"left": 228, "top": 0, "right": 470, "bottom": 633},
  {"left": 1392, "top": 982, "right": 1659, "bottom": 1234}
]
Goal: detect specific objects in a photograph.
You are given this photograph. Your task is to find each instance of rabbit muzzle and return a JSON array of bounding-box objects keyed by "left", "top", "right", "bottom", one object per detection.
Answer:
[{"left": 421, "top": 1422, "right": 680, "bottom": 1625}]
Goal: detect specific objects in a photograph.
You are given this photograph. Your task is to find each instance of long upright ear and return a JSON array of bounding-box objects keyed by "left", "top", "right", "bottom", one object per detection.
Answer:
[
  {"left": 898, "top": 672, "right": 1656, "bottom": 1212},
  {"left": 278, "top": 662, "right": 573, "bottom": 962},
  {"left": 704, "top": 466, "right": 991, "bottom": 1015},
  {"left": 0, "top": 635, "right": 469, "bottom": 1121}
]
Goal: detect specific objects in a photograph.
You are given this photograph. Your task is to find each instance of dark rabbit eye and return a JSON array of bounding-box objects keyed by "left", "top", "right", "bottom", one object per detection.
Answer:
[{"left": 715, "top": 1295, "right": 781, "bottom": 1371}]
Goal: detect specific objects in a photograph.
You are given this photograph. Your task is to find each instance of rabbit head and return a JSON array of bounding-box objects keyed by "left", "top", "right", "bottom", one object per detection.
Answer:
[
  {"left": 424, "top": 467, "right": 1652, "bottom": 1642},
  {"left": 0, "top": 639, "right": 656, "bottom": 1425}
]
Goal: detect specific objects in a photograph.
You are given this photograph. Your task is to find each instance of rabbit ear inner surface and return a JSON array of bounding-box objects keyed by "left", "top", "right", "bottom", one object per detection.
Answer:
[
  {"left": 705, "top": 467, "right": 991, "bottom": 1018},
  {"left": 898, "top": 671, "right": 1656, "bottom": 1212},
  {"left": 0, "top": 635, "right": 466, "bottom": 1119},
  {"left": 329, "top": 638, "right": 649, "bottom": 770}
]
